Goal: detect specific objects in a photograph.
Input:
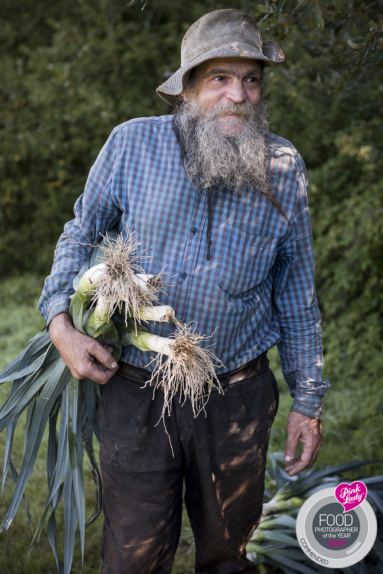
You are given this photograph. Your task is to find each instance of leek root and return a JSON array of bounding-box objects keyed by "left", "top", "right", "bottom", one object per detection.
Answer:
[
  {"left": 118, "top": 321, "right": 223, "bottom": 420},
  {"left": 90, "top": 230, "right": 162, "bottom": 324}
]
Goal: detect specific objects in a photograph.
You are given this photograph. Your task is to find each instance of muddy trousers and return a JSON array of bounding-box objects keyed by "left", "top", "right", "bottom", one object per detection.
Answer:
[{"left": 97, "top": 365, "right": 279, "bottom": 574}]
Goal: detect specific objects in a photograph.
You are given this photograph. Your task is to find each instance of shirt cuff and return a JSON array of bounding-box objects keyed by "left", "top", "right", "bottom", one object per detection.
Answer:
[
  {"left": 291, "top": 391, "right": 323, "bottom": 419},
  {"left": 46, "top": 293, "right": 71, "bottom": 326}
]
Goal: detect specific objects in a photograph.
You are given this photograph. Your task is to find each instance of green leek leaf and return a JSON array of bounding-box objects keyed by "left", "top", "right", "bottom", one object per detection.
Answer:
[
  {"left": 0, "top": 360, "right": 69, "bottom": 532},
  {"left": 63, "top": 450, "right": 77, "bottom": 574}
]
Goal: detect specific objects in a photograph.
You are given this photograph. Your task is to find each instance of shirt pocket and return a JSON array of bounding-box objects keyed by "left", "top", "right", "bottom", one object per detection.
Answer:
[{"left": 217, "top": 225, "right": 277, "bottom": 297}]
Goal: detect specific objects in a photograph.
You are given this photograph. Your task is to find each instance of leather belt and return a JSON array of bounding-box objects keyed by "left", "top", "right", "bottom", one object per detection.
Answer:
[
  {"left": 118, "top": 352, "right": 269, "bottom": 390},
  {"left": 217, "top": 352, "right": 269, "bottom": 389}
]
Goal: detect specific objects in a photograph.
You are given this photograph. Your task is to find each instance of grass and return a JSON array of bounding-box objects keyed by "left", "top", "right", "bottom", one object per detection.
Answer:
[{"left": 0, "top": 274, "right": 381, "bottom": 573}]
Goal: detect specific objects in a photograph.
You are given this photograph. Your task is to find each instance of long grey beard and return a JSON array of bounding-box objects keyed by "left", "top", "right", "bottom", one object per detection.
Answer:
[{"left": 174, "top": 98, "right": 271, "bottom": 195}]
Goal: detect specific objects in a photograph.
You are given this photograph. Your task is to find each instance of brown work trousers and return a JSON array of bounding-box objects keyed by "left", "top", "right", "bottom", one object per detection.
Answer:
[{"left": 97, "top": 366, "right": 279, "bottom": 574}]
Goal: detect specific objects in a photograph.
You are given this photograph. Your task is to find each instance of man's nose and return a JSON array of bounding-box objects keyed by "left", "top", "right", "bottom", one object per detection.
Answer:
[{"left": 226, "top": 79, "right": 247, "bottom": 103}]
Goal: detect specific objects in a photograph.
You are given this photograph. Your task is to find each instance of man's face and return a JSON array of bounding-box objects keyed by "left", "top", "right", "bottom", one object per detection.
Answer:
[
  {"left": 176, "top": 57, "right": 269, "bottom": 193},
  {"left": 184, "top": 57, "right": 263, "bottom": 135}
]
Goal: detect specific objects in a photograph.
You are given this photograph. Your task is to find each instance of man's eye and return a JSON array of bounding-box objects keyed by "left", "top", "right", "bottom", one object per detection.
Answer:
[
  {"left": 213, "top": 75, "right": 225, "bottom": 81},
  {"left": 248, "top": 76, "right": 261, "bottom": 84}
]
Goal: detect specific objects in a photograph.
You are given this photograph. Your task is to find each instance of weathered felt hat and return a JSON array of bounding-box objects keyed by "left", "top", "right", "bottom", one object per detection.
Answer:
[{"left": 156, "top": 9, "right": 285, "bottom": 105}]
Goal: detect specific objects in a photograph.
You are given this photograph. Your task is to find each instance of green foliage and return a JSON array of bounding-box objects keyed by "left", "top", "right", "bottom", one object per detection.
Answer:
[
  {"left": 1, "top": 0, "right": 381, "bottom": 275},
  {"left": 0, "top": 276, "right": 45, "bottom": 366}
]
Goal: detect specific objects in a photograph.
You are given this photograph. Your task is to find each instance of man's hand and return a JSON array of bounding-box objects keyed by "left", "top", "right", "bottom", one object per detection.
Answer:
[
  {"left": 284, "top": 411, "right": 322, "bottom": 476},
  {"left": 49, "top": 312, "right": 119, "bottom": 384}
]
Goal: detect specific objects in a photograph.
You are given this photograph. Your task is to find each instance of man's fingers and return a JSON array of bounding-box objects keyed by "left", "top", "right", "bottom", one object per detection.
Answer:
[
  {"left": 48, "top": 314, "right": 119, "bottom": 385},
  {"left": 73, "top": 341, "right": 119, "bottom": 384},
  {"left": 286, "top": 450, "right": 316, "bottom": 476},
  {"left": 285, "top": 426, "right": 323, "bottom": 476},
  {"left": 284, "top": 430, "right": 299, "bottom": 462},
  {"left": 78, "top": 342, "right": 119, "bottom": 384},
  {"left": 285, "top": 455, "right": 308, "bottom": 476},
  {"left": 88, "top": 341, "right": 118, "bottom": 370},
  {"left": 285, "top": 444, "right": 315, "bottom": 476},
  {"left": 102, "top": 344, "right": 114, "bottom": 355},
  {"left": 284, "top": 411, "right": 323, "bottom": 475},
  {"left": 87, "top": 365, "right": 116, "bottom": 385},
  {"left": 77, "top": 357, "right": 118, "bottom": 385}
]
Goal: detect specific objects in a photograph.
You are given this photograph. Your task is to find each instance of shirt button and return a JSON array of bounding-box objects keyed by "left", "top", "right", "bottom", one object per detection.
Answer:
[
  {"left": 191, "top": 227, "right": 198, "bottom": 234},
  {"left": 180, "top": 272, "right": 188, "bottom": 279}
]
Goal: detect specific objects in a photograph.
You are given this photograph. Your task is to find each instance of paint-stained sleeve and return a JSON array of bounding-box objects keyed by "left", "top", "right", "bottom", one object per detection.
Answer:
[{"left": 273, "top": 161, "right": 330, "bottom": 419}]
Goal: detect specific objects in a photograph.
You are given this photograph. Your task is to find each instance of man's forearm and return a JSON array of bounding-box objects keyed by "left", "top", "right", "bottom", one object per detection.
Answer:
[{"left": 48, "top": 311, "right": 73, "bottom": 338}]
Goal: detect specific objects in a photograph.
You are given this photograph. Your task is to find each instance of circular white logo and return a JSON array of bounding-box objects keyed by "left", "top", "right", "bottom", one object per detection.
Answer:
[{"left": 296, "top": 485, "right": 377, "bottom": 568}]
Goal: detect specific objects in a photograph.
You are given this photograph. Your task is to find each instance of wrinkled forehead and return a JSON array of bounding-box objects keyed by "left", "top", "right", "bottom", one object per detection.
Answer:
[{"left": 190, "top": 57, "right": 263, "bottom": 80}]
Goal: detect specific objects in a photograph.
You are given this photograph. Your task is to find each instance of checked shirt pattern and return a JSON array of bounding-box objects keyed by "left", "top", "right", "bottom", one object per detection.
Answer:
[{"left": 39, "top": 115, "right": 330, "bottom": 418}]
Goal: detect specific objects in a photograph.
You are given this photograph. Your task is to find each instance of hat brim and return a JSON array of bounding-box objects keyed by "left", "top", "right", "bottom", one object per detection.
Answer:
[{"left": 157, "top": 41, "right": 284, "bottom": 106}]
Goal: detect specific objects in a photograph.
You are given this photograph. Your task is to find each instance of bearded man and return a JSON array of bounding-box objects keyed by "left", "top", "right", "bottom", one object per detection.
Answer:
[{"left": 40, "top": 9, "right": 329, "bottom": 574}]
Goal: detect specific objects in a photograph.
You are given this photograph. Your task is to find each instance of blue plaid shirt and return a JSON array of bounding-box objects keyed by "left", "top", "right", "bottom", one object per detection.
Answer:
[{"left": 39, "top": 115, "right": 330, "bottom": 419}]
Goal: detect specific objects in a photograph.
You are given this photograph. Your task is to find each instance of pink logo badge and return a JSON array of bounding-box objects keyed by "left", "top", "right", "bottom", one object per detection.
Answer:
[{"left": 335, "top": 481, "right": 367, "bottom": 512}]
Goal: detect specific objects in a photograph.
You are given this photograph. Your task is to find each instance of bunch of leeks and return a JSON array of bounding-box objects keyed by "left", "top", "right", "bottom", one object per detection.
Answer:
[{"left": 0, "top": 228, "right": 222, "bottom": 573}]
